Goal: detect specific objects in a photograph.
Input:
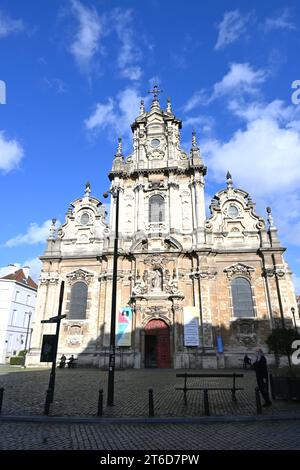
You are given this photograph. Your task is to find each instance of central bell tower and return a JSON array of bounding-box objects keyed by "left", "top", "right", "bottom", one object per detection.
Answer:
[{"left": 109, "top": 87, "right": 207, "bottom": 250}]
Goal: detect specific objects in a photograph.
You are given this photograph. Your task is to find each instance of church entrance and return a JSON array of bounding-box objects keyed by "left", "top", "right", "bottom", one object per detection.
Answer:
[{"left": 144, "top": 319, "right": 171, "bottom": 368}]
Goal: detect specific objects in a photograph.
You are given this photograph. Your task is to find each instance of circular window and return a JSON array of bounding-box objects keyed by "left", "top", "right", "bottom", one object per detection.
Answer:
[
  {"left": 228, "top": 205, "right": 239, "bottom": 218},
  {"left": 80, "top": 212, "right": 90, "bottom": 225},
  {"left": 150, "top": 138, "right": 160, "bottom": 148}
]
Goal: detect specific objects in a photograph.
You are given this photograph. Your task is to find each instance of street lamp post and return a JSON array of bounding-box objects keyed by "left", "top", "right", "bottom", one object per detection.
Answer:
[
  {"left": 104, "top": 186, "right": 121, "bottom": 407},
  {"left": 291, "top": 307, "right": 298, "bottom": 335},
  {"left": 24, "top": 311, "right": 32, "bottom": 352}
]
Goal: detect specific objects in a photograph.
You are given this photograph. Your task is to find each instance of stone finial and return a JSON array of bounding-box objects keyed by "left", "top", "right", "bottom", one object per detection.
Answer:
[
  {"left": 139, "top": 99, "right": 145, "bottom": 115},
  {"left": 48, "top": 218, "right": 57, "bottom": 240},
  {"left": 266, "top": 206, "right": 275, "bottom": 228},
  {"left": 190, "top": 129, "right": 203, "bottom": 165},
  {"left": 192, "top": 130, "right": 197, "bottom": 148},
  {"left": 149, "top": 84, "right": 162, "bottom": 109},
  {"left": 116, "top": 137, "right": 123, "bottom": 156},
  {"left": 85, "top": 181, "right": 91, "bottom": 197},
  {"left": 167, "top": 97, "right": 172, "bottom": 113},
  {"left": 226, "top": 171, "right": 233, "bottom": 189}
]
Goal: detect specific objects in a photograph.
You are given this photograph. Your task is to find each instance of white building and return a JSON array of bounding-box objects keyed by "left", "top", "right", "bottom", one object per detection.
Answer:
[{"left": 0, "top": 266, "right": 37, "bottom": 363}]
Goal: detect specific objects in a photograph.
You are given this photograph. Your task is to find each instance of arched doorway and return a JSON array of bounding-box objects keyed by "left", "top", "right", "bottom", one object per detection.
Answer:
[{"left": 144, "top": 319, "right": 171, "bottom": 368}]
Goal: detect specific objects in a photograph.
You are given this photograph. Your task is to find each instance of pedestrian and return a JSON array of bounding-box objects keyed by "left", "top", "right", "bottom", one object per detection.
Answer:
[
  {"left": 243, "top": 354, "right": 252, "bottom": 369},
  {"left": 58, "top": 354, "right": 66, "bottom": 368},
  {"left": 67, "top": 355, "right": 75, "bottom": 368},
  {"left": 252, "top": 348, "right": 272, "bottom": 407}
]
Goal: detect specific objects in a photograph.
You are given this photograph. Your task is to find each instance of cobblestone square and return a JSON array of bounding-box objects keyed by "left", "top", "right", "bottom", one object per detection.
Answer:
[{"left": 1, "top": 365, "right": 300, "bottom": 450}]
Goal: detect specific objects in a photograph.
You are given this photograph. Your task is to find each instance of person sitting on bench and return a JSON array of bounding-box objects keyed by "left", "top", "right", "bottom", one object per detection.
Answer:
[
  {"left": 67, "top": 355, "right": 76, "bottom": 368},
  {"left": 243, "top": 354, "right": 252, "bottom": 369}
]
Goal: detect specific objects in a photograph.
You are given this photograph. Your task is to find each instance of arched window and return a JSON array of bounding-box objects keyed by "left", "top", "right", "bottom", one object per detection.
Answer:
[
  {"left": 69, "top": 282, "right": 87, "bottom": 319},
  {"left": 149, "top": 195, "right": 165, "bottom": 223},
  {"left": 231, "top": 277, "right": 254, "bottom": 318}
]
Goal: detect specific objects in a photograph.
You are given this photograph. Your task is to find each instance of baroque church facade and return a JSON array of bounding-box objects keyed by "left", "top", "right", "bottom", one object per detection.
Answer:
[{"left": 28, "top": 90, "right": 297, "bottom": 369}]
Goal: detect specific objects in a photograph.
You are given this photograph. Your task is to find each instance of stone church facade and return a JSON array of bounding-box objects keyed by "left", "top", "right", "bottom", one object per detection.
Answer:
[{"left": 27, "top": 91, "right": 297, "bottom": 369}]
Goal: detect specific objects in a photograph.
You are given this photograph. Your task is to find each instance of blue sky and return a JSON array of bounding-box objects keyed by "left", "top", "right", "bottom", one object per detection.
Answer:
[{"left": 0, "top": 0, "right": 300, "bottom": 293}]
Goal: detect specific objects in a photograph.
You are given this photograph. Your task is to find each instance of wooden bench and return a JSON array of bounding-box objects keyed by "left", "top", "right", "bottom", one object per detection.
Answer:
[{"left": 176, "top": 373, "right": 244, "bottom": 406}]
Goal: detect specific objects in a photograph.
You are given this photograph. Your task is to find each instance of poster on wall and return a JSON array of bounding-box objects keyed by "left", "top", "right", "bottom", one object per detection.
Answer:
[
  {"left": 184, "top": 306, "right": 200, "bottom": 347},
  {"left": 116, "top": 306, "right": 133, "bottom": 346}
]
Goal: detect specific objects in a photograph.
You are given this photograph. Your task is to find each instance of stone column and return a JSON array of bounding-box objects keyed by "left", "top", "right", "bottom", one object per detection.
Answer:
[
  {"left": 169, "top": 182, "right": 179, "bottom": 233},
  {"left": 137, "top": 181, "right": 144, "bottom": 232}
]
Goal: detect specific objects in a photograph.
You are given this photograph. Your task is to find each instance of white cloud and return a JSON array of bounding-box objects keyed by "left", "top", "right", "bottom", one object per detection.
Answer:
[
  {"left": 203, "top": 96, "right": 300, "bottom": 249},
  {"left": 183, "top": 63, "right": 267, "bottom": 112},
  {"left": 85, "top": 98, "right": 115, "bottom": 131},
  {"left": 183, "top": 90, "right": 208, "bottom": 112},
  {"left": 0, "top": 258, "right": 42, "bottom": 282},
  {"left": 213, "top": 63, "right": 266, "bottom": 97},
  {"left": 264, "top": 9, "right": 296, "bottom": 31},
  {"left": 112, "top": 8, "right": 142, "bottom": 81},
  {"left": 184, "top": 115, "right": 215, "bottom": 134},
  {"left": 0, "top": 130, "right": 24, "bottom": 173},
  {"left": 292, "top": 275, "right": 300, "bottom": 295},
  {"left": 85, "top": 87, "right": 146, "bottom": 141},
  {"left": 43, "top": 77, "right": 67, "bottom": 94},
  {"left": 5, "top": 219, "right": 60, "bottom": 247},
  {"left": 215, "top": 10, "right": 252, "bottom": 50},
  {"left": 0, "top": 9, "right": 24, "bottom": 38},
  {"left": 24, "top": 257, "right": 42, "bottom": 281},
  {"left": 69, "top": 0, "right": 102, "bottom": 72}
]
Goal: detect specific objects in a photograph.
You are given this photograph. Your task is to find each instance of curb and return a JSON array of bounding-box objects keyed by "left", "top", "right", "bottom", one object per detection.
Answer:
[{"left": 1, "top": 413, "right": 300, "bottom": 425}]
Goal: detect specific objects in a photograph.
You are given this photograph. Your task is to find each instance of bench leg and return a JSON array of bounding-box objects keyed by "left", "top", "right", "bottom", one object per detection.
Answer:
[
  {"left": 184, "top": 390, "right": 187, "bottom": 406},
  {"left": 231, "top": 389, "right": 237, "bottom": 403},
  {"left": 203, "top": 389, "right": 210, "bottom": 416}
]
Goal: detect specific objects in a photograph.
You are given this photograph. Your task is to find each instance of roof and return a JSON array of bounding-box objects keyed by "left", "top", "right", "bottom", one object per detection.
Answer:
[{"left": 0, "top": 269, "right": 38, "bottom": 289}]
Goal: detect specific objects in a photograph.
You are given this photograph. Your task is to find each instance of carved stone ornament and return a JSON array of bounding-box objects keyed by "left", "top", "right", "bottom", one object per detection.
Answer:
[
  {"left": 144, "top": 255, "right": 169, "bottom": 267},
  {"left": 132, "top": 278, "right": 147, "bottom": 296},
  {"left": 39, "top": 273, "right": 60, "bottom": 285},
  {"left": 263, "top": 268, "right": 286, "bottom": 278},
  {"left": 147, "top": 148, "right": 164, "bottom": 160},
  {"left": 67, "top": 335, "right": 83, "bottom": 346},
  {"left": 66, "top": 269, "right": 94, "bottom": 285},
  {"left": 232, "top": 319, "right": 258, "bottom": 346},
  {"left": 190, "top": 269, "right": 217, "bottom": 280},
  {"left": 224, "top": 263, "right": 255, "bottom": 279}
]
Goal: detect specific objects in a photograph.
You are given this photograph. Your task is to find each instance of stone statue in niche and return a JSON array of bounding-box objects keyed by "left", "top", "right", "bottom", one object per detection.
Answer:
[
  {"left": 166, "top": 268, "right": 180, "bottom": 294},
  {"left": 151, "top": 269, "right": 162, "bottom": 290},
  {"left": 132, "top": 270, "right": 147, "bottom": 296}
]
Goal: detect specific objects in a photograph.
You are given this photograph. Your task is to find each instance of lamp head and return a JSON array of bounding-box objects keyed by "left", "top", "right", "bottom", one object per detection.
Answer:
[{"left": 103, "top": 192, "right": 109, "bottom": 199}]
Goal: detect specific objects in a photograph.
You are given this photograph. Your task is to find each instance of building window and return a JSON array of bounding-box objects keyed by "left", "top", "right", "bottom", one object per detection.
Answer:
[
  {"left": 69, "top": 282, "right": 88, "bottom": 320},
  {"left": 11, "top": 309, "right": 17, "bottom": 326},
  {"left": 149, "top": 195, "right": 165, "bottom": 223},
  {"left": 231, "top": 277, "right": 255, "bottom": 318},
  {"left": 15, "top": 291, "right": 20, "bottom": 302},
  {"left": 26, "top": 295, "right": 31, "bottom": 305}
]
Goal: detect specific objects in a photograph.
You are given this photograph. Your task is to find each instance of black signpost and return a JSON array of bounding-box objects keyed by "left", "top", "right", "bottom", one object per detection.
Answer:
[{"left": 41, "top": 281, "right": 66, "bottom": 415}]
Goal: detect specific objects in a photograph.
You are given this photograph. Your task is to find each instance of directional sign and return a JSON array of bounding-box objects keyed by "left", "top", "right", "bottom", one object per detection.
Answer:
[{"left": 40, "top": 335, "right": 57, "bottom": 362}]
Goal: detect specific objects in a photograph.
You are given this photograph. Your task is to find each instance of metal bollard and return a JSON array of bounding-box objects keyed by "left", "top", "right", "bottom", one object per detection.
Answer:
[
  {"left": 203, "top": 389, "right": 210, "bottom": 416},
  {"left": 44, "top": 388, "right": 52, "bottom": 416},
  {"left": 148, "top": 388, "right": 154, "bottom": 417},
  {"left": 97, "top": 389, "right": 103, "bottom": 417},
  {"left": 255, "top": 387, "right": 262, "bottom": 414},
  {"left": 0, "top": 387, "right": 4, "bottom": 414}
]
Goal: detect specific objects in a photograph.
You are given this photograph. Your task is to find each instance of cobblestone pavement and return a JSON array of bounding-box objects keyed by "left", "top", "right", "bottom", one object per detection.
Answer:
[
  {"left": 0, "top": 366, "right": 299, "bottom": 418},
  {"left": 1, "top": 420, "right": 300, "bottom": 450}
]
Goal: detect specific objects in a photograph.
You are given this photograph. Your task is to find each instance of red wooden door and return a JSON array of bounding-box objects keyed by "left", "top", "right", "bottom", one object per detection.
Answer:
[
  {"left": 145, "top": 319, "right": 171, "bottom": 368},
  {"left": 156, "top": 331, "right": 171, "bottom": 368}
]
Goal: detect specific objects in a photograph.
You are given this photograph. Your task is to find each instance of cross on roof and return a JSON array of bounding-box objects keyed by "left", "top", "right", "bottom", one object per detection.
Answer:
[{"left": 148, "top": 85, "right": 163, "bottom": 100}]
